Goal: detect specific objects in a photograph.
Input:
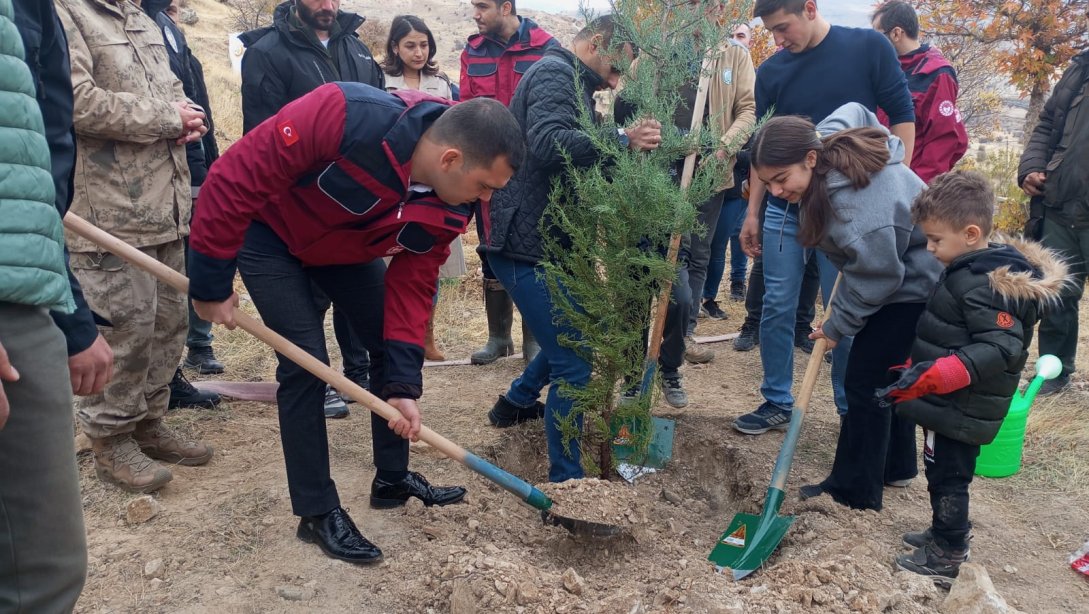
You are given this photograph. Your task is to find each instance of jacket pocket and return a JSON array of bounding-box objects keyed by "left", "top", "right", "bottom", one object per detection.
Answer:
[
  {"left": 465, "top": 61, "right": 498, "bottom": 98},
  {"left": 317, "top": 164, "right": 382, "bottom": 215}
]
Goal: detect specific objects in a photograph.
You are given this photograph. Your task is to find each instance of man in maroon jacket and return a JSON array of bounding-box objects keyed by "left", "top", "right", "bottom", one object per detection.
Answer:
[
  {"left": 460, "top": 0, "right": 559, "bottom": 367},
  {"left": 189, "top": 83, "right": 524, "bottom": 565},
  {"left": 873, "top": 1, "right": 968, "bottom": 183}
]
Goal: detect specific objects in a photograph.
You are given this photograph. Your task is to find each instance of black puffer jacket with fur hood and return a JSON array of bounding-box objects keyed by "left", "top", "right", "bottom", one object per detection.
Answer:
[{"left": 897, "top": 238, "right": 1069, "bottom": 445}]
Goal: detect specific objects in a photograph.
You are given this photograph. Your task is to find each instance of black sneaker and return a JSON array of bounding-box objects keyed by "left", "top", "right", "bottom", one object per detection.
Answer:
[
  {"left": 702, "top": 299, "right": 727, "bottom": 320},
  {"left": 733, "top": 323, "right": 759, "bottom": 352},
  {"left": 794, "top": 330, "right": 815, "bottom": 354},
  {"left": 168, "top": 368, "right": 221, "bottom": 409},
  {"left": 902, "top": 527, "right": 973, "bottom": 560},
  {"left": 324, "top": 386, "right": 349, "bottom": 419},
  {"left": 729, "top": 281, "right": 745, "bottom": 302},
  {"left": 339, "top": 378, "right": 370, "bottom": 405},
  {"left": 370, "top": 471, "right": 467, "bottom": 509},
  {"left": 1038, "top": 374, "right": 1071, "bottom": 396},
  {"left": 661, "top": 375, "right": 688, "bottom": 408},
  {"left": 733, "top": 401, "right": 792, "bottom": 435},
  {"left": 182, "top": 345, "right": 225, "bottom": 375},
  {"left": 896, "top": 542, "right": 968, "bottom": 588},
  {"left": 488, "top": 395, "right": 545, "bottom": 427}
]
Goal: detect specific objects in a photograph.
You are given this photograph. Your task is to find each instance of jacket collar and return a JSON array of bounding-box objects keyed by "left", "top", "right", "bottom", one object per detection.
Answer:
[
  {"left": 949, "top": 238, "right": 1070, "bottom": 306},
  {"left": 546, "top": 47, "right": 606, "bottom": 93},
  {"left": 380, "top": 90, "right": 456, "bottom": 187}
]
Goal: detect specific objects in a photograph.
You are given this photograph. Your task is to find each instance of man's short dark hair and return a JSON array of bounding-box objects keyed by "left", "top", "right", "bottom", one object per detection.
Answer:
[
  {"left": 574, "top": 14, "right": 632, "bottom": 52},
  {"left": 872, "top": 1, "right": 920, "bottom": 39},
  {"left": 753, "top": 0, "right": 806, "bottom": 19},
  {"left": 427, "top": 98, "right": 525, "bottom": 171},
  {"left": 911, "top": 170, "right": 995, "bottom": 237},
  {"left": 480, "top": 0, "right": 516, "bottom": 15}
]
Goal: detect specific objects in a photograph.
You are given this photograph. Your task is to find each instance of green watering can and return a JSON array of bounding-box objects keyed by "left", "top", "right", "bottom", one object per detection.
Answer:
[{"left": 975, "top": 354, "right": 1063, "bottom": 478}]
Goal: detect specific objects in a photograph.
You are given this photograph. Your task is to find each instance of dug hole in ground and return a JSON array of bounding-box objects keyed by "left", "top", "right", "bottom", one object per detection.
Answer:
[
  {"left": 73, "top": 251, "right": 1089, "bottom": 613},
  {"left": 73, "top": 0, "right": 1089, "bottom": 609}
]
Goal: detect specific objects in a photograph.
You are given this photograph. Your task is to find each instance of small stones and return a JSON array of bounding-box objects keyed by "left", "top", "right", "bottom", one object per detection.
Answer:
[
  {"left": 125, "top": 495, "right": 161, "bottom": 524},
  {"left": 276, "top": 585, "right": 315, "bottom": 602},
  {"left": 562, "top": 567, "right": 585, "bottom": 595},
  {"left": 143, "top": 558, "right": 165, "bottom": 579}
]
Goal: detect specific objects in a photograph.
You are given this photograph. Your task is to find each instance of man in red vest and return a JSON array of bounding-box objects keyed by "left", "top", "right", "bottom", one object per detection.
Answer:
[
  {"left": 460, "top": 0, "right": 559, "bottom": 367},
  {"left": 189, "top": 83, "right": 524, "bottom": 565}
]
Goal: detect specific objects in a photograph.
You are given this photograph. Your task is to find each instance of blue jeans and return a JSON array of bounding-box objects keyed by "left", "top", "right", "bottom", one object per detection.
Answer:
[
  {"left": 760, "top": 203, "right": 850, "bottom": 414},
  {"left": 704, "top": 196, "right": 749, "bottom": 300},
  {"left": 489, "top": 252, "right": 586, "bottom": 482}
]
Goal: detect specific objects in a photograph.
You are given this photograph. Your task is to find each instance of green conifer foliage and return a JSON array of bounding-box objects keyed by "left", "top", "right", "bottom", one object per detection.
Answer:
[{"left": 540, "top": 0, "right": 754, "bottom": 477}]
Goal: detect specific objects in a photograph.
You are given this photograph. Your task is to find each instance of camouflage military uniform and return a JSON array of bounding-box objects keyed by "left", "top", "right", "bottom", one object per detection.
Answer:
[{"left": 56, "top": 0, "right": 191, "bottom": 437}]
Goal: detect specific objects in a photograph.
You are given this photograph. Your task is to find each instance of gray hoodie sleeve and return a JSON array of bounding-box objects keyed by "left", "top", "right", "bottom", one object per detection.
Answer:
[{"left": 824, "top": 225, "right": 908, "bottom": 342}]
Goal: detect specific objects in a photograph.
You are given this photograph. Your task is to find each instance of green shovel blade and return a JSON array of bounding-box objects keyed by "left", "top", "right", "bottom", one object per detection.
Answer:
[{"left": 708, "top": 509, "right": 795, "bottom": 581}]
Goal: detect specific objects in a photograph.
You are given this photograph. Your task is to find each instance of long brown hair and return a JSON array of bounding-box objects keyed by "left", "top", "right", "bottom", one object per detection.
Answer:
[{"left": 751, "top": 116, "right": 891, "bottom": 246}]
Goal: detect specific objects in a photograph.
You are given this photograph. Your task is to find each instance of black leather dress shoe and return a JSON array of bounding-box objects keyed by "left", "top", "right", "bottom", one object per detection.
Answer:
[
  {"left": 296, "top": 507, "right": 383, "bottom": 564},
  {"left": 370, "top": 471, "right": 467, "bottom": 509}
]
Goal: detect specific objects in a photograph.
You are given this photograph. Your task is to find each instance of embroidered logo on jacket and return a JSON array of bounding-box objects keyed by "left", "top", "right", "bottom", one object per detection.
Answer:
[
  {"left": 278, "top": 120, "right": 299, "bottom": 147},
  {"left": 996, "top": 312, "right": 1015, "bottom": 329}
]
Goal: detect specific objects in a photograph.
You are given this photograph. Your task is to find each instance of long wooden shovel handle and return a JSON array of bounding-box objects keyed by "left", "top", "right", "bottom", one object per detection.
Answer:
[
  {"left": 646, "top": 62, "right": 713, "bottom": 361},
  {"left": 62, "top": 214, "right": 554, "bottom": 511}
]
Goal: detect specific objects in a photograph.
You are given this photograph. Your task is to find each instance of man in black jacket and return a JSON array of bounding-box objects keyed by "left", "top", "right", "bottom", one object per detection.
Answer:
[
  {"left": 240, "top": 0, "right": 383, "bottom": 417},
  {"left": 1018, "top": 47, "right": 1089, "bottom": 396},
  {"left": 142, "top": 0, "right": 224, "bottom": 410},
  {"left": 481, "top": 15, "right": 661, "bottom": 481}
]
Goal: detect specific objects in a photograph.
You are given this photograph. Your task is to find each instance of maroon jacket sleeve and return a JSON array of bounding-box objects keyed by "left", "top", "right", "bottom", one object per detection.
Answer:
[
  {"left": 188, "top": 83, "right": 346, "bottom": 301},
  {"left": 381, "top": 237, "right": 452, "bottom": 399},
  {"left": 911, "top": 72, "right": 969, "bottom": 183},
  {"left": 459, "top": 49, "right": 476, "bottom": 103}
]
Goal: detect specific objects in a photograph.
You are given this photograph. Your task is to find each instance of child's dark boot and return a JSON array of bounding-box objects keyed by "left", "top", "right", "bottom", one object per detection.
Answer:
[{"left": 896, "top": 542, "right": 968, "bottom": 588}]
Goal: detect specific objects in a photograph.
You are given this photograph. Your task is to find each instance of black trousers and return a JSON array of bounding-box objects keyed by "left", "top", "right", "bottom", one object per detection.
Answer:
[
  {"left": 237, "top": 222, "right": 408, "bottom": 517},
  {"left": 820, "top": 302, "right": 923, "bottom": 511},
  {"left": 923, "top": 429, "right": 978, "bottom": 551}
]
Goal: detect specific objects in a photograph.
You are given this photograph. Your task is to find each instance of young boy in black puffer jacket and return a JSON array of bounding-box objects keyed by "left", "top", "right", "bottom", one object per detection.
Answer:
[{"left": 876, "top": 170, "right": 1069, "bottom": 587}]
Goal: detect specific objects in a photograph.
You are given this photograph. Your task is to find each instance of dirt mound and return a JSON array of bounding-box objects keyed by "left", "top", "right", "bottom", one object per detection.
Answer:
[{"left": 376, "top": 415, "right": 948, "bottom": 613}]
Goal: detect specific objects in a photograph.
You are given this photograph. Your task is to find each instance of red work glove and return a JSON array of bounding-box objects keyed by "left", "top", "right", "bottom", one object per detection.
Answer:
[{"left": 874, "top": 355, "right": 971, "bottom": 404}]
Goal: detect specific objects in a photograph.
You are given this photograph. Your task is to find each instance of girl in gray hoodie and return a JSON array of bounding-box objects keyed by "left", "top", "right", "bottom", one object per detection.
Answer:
[{"left": 748, "top": 102, "right": 943, "bottom": 510}]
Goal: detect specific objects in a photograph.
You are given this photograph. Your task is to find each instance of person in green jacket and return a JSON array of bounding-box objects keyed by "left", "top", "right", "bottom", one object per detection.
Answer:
[{"left": 0, "top": 0, "right": 88, "bottom": 607}]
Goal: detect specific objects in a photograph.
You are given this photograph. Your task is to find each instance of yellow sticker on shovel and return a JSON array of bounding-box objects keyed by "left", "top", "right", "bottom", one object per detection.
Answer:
[{"left": 722, "top": 524, "right": 746, "bottom": 547}]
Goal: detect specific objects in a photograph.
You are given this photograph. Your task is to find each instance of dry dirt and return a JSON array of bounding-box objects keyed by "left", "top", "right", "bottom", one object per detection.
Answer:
[
  {"left": 71, "top": 3, "right": 1089, "bottom": 611},
  {"left": 73, "top": 251, "right": 1089, "bottom": 612}
]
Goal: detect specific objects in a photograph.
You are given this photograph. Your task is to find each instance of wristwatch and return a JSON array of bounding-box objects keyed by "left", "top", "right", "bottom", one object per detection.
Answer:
[{"left": 617, "top": 127, "right": 630, "bottom": 148}]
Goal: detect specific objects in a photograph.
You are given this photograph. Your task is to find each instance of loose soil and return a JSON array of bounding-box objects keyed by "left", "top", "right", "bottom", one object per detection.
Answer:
[
  {"left": 71, "top": 3, "right": 1089, "bottom": 610},
  {"left": 74, "top": 316, "right": 1089, "bottom": 612}
]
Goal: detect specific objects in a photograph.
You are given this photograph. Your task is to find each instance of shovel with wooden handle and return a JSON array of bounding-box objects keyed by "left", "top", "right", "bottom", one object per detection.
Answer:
[
  {"left": 707, "top": 275, "right": 841, "bottom": 579},
  {"left": 63, "top": 213, "right": 620, "bottom": 538}
]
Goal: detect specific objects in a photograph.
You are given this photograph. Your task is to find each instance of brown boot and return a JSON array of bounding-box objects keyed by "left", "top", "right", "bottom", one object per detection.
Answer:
[
  {"left": 424, "top": 314, "right": 445, "bottom": 362},
  {"left": 134, "top": 419, "right": 214, "bottom": 466},
  {"left": 91, "top": 433, "right": 174, "bottom": 493}
]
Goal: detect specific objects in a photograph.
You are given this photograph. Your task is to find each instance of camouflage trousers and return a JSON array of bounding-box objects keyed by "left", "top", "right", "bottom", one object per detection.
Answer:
[{"left": 71, "top": 239, "right": 187, "bottom": 438}]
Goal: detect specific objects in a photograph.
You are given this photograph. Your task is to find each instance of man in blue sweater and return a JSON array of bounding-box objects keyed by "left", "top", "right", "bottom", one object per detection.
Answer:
[{"left": 732, "top": 0, "right": 916, "bottom": 467}]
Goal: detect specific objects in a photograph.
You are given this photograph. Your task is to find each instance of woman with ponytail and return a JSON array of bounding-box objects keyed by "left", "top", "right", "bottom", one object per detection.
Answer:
[{"left": 749, "top": 102, "right": 943, "bottom": 511}]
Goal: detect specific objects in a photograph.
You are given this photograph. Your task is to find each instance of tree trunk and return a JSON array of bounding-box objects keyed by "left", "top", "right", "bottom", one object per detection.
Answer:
[{"left": 1022, "top": 83, "right": 1049, "bottom": 147}]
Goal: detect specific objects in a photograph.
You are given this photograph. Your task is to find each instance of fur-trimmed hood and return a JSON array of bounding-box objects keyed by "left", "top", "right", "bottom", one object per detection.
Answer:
[{"left": 979, "top": 236, "right": 1070, "bottom": 309}]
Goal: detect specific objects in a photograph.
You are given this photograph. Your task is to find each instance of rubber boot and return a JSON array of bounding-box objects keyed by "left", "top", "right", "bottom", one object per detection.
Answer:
[
  {"left": 424, "top": 314, "right": 445, "bottom": 361},
  {"left": 471, "top": 279, "right": 514, "bottom": 365},
  {"left": 521, "top": 319, "right": 540, "bottom": 364}
]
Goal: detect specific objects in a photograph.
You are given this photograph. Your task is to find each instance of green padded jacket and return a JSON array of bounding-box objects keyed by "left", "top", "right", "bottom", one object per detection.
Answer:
[{"left": 0, "top": 0, "right": 74, "bottom": 313}]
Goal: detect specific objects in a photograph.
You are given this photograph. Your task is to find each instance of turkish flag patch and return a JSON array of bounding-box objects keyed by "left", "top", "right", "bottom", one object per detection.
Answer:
[
  {"left": 996, "top": 312, "right": 1014, "bottom": 329},
  {"left": 277, "top": 120, "right": 300, "bottom": 147}
]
